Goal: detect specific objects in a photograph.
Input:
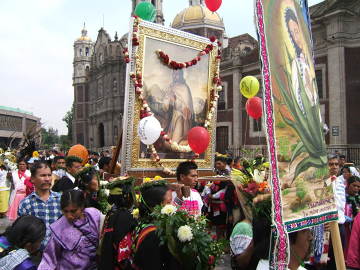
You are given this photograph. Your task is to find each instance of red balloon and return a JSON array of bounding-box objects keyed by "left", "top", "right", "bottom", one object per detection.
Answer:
[
  {"left": 188, "top": 127, "right": 210, "bottom": 154},
  {"left": 205, "top": 0, "right": 222, "bottom": 12},
  {"left": 246, "top": 97, "right": 263, "bottom": 120}
]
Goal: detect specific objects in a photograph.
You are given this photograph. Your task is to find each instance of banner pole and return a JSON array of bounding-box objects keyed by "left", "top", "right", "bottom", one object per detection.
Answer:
[{"left": 329, "top": 221, "right": 346, "bottom": 270}]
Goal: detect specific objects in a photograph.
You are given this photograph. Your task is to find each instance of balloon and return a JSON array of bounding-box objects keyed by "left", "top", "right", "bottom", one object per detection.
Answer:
[
  {"left": 205, "top": 0, "right": 222, "bottom": 12},
  {"left": 134, "top": 2, "right": 156, "bottom": 22},
  {"left": 240, "top": 76, "right": 260, "bottom": 98},
  {"left": 188, "top": 127, "right": 210, "bottom": 154},
  {"left": 68, "top": 144, "right": 88, "bottom": 166},
  {"left": 246, "top": 97, "right": 263, "bottom": 120},
  {"left": 138, "top": 116, "right": 162, "bottom": 145}
]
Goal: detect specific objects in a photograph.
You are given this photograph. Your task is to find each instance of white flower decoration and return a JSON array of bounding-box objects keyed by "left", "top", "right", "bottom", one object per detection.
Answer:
[
  {"left": 104, "top": 189, "right": 110, "bottom": 197},
  {"left": 100, "top": 181, "right": 108, "bottom": 187},
  {"left": 177, "top": 225, "right": 193, "bottom": 242},
  {"left": 253, "top": 169, "right": 265, "bottom": 183},
  {"left": 160, "top": 204, "right": 177, "bottom": 216}
]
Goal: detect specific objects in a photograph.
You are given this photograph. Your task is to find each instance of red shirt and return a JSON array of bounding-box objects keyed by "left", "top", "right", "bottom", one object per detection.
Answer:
[{"left": 24, "top": 177, "right": 34, "bottom": 196}]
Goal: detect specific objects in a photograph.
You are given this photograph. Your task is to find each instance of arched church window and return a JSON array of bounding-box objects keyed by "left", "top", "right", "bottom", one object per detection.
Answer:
[
  {"left": 85, "top": 47, "right": 90, "bottom": 56},
  {"left": 98, "top": 123, "right": 105, "bottom": 147},
  {"left": 79, "top": 48, "right": 83, "bottom": 56}
]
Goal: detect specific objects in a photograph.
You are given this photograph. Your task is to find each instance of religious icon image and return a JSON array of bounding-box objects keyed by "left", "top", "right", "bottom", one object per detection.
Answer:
[
  {"left": 256, "top": 0, "right": 336, "bottom": 224},
  {"left": 141, "top": 37, "right": 209, "bottom": 159}
]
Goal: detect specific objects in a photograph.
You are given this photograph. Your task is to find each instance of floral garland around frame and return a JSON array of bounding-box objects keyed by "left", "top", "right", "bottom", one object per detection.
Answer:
[{"left": 124, "top": 17, "right": 223, "bottom": 172}]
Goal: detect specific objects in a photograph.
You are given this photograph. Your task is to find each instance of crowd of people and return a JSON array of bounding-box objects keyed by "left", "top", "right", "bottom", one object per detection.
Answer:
[{"left": 0, "top": 148, "right": 358, "bottom": 269}]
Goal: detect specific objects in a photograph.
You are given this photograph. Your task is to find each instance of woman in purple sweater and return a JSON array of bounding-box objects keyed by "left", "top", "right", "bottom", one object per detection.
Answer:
[{"left": 38, "top": 190, "right": 101, "bottom": 270}]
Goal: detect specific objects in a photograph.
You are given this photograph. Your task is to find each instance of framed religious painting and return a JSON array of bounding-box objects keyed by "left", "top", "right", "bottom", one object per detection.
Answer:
[{"left": 120, "top": 17, "right": 222, "bottom": 176}]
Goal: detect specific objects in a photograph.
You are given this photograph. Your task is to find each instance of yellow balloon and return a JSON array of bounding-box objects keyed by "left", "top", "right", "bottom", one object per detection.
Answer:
[{"left": 240, "top": 76, "right": 260, "bottom": 98}]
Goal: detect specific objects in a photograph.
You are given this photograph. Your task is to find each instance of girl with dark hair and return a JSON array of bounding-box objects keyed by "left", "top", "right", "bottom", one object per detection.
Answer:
[
  {"left": 346, "top": 176, "right": 360, "bottom": 218},
  {"left": 8, "top": 158, "right": 31, "bottom": 221},
  {"left": 0, "top": 215, "right": 45, "bottom": 270},
  {"left": 343, "top": 176, "right": 360, "bottom": 256},
  {"left": 99, "top": 178, "right": 137, "bottom": 270},
  {"left": 38, "top": 190, "right": 102, "bottom": 270},
  {"left": 133, "top": 181, "right": 180, "bottom": 270},
  {"left": 77, "top": 167, "right": 101, "bottom": 210}
]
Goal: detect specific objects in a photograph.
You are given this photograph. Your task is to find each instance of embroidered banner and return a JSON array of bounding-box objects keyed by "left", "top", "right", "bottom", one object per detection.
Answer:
[{"left": 255, "top": 0, "right": 338, "bottom": 268}]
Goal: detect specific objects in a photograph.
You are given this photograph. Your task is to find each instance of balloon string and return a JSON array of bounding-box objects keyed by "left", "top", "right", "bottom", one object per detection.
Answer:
[
  {"left": 243, "top": 115, "right": 248, "bottom": 149},
  {"left": 256, "top": 119, "right": 261, "bottom": 146}
]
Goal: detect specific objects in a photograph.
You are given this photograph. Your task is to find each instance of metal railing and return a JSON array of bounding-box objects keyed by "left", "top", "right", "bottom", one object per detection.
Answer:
[{"left": 225, "top": 145, "right": 360, "bottom": 166}]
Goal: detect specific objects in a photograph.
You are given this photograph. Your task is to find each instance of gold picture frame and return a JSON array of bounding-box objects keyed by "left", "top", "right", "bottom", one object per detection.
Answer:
[{"left": 121, "top": 18, "right": 219, "bottom": 175}]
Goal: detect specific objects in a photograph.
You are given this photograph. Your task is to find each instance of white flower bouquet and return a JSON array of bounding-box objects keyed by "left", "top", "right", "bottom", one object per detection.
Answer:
[{"left": 151, "top": 205, "right": 225, "bottom": 269}]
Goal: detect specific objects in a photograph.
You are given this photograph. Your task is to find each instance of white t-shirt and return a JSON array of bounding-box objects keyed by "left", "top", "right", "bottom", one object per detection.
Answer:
[
  {"left": 172, "top": 189, "right": 203, "bottom": 216},
  {"left": 256, "top": 260, "right": 307, "bottom": 270}
]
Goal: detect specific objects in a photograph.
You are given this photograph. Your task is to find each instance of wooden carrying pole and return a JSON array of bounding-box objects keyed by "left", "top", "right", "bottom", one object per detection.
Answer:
[
  {"left": 329, "top": 221, "right": 346, "bottom": 270},
  {"left": 110, "top": 132, "right": 122, "bottom": 174}
]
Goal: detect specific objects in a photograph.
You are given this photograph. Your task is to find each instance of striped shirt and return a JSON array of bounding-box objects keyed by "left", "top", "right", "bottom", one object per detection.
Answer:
[
  {"left": 333, "top": 176, "right": 346, "bottom": 224},
  {"left": 18, "top": 191, "right": 62, "bottom": 248}
]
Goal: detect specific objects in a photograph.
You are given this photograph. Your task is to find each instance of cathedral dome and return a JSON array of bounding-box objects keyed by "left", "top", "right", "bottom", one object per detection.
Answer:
[
  {"left": 75, "top": 26, "right": 92, "bottom": 43},
  {"left": 172, "top": 5, "right": 224, "bottom": 30},
  {"left": 76, "top": 36, "right": 92, "bottom": 42}
]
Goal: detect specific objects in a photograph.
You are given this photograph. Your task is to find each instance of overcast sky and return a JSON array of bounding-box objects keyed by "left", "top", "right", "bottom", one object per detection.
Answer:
[{"left": 0, "top": 0, "right": 322, "bottom": 135}]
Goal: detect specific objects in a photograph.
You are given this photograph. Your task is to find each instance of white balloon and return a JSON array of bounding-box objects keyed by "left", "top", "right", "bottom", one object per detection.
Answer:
[{"left": 137, "top": 116, "right": 162, "bottom": 145}]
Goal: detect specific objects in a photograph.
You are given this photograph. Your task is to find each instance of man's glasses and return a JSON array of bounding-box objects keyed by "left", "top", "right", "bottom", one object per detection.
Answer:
[{"left": 328, "top": 162, "right": 339, "bottom": 166}]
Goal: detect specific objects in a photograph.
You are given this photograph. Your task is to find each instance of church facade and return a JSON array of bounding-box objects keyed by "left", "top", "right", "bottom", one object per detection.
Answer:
[{"left": 72, "top": 0, "right": 360, "bottom": 158}]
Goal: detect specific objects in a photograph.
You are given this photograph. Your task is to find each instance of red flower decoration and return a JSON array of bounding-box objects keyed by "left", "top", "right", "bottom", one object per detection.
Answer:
[
  {"left": 208, "top": 255, "right": 215, "bottom": 265},
  {"left": 244, "top": 182, "right": 259, "bottom": 196},
  {"left": 209, "top": 36, "right": 217, "bottom": 42}
]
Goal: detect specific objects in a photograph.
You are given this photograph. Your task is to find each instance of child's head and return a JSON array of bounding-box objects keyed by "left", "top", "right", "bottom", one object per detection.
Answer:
[
  {"left": 139, "top": 183, "right": 171, "bottom": 218},
  {"left": 61, "top": 190, "right": 86, "bottom": 223},
  {"left": 77, "top": 167, "right": 99, "bottom": 193},
  {"left": 107, "top": 178, "right": 135, "bottom": 209},
  {"left": 3, "top": 215, "right": 45, "bottom": 255},
  {"left": 215, "top": 156, "right": 227, "bottom": 171}
]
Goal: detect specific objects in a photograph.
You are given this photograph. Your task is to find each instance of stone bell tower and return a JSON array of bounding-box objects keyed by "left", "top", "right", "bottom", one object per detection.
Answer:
[{"left": 72, "top": 24, "right": 93, "bottom": 145}]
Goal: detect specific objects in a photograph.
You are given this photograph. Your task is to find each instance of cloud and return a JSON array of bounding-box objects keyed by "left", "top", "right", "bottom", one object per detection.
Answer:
[{"left": 0, "top": 0, "right": 322, "bottom": 135}]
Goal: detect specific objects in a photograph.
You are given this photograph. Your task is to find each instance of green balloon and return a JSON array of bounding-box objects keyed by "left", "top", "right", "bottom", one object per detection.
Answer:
[{"left": 134, "top": 2, "right": 156, "bottom": 22}]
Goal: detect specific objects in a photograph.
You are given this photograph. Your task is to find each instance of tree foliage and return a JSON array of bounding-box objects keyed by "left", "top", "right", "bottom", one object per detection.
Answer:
[{"left": 62, "top": 103, "right": 74, "bottom": 140}]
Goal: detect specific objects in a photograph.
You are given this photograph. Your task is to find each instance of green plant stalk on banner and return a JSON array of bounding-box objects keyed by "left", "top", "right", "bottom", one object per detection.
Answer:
[{"left": 274, "top": 46, "right": 327, "bottom": 183}]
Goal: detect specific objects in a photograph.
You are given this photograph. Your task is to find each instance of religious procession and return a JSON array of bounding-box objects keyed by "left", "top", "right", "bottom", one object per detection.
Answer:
[{"left": 1, "top": 0, "right": 360, "bottom": 269}]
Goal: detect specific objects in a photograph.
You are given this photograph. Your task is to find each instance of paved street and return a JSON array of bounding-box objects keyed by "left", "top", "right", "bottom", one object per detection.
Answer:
[
  {"left": 215, "top": 254, "right": 231, "bottom": 269},
  {"left": 0, "top": 216, "right": 11, "bottom": 234}
]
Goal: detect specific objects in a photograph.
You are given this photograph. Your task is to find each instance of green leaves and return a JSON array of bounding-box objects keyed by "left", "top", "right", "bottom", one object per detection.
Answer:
[
  {"left": 150, "top": 205, "right": 225, "bottom": 269},
  {"left": 275, "top": 46, "right": 327, "bottom": 182}
]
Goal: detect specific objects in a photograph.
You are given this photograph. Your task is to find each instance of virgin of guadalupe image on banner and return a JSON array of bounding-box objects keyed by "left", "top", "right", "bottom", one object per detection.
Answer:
[{"left": 255, "top": 0, "right": 338, "bottom": 264}]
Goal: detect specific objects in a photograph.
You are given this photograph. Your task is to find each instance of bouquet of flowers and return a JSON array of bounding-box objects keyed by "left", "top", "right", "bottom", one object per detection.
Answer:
[
  {"left": 231, "top": 156, "right": 271, "bottom": 220},
  {"left": 231, "top": 156, "right": 270, "bottom": 197},
  {"left": 151, "top": 204, "right": 226, "bottom": 269},
  {"left": 0, "top": 149, "right": 17, "bottom": 171}
]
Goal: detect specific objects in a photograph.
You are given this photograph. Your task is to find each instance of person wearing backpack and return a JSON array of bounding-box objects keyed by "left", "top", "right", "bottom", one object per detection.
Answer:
[
  {"left": 98, "top": 178, "right": 137, "bottom": 270},
  {"left": 0, "top": 215, "right": 46, "bottom": 270}
]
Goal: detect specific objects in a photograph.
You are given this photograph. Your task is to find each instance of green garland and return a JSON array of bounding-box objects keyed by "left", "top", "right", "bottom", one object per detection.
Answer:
[
  {"left": 75, "top": 166, "right": 98, "bottom": 180},
  {"left": 137, "top": 180, "right": 167, "bottom": 192}
]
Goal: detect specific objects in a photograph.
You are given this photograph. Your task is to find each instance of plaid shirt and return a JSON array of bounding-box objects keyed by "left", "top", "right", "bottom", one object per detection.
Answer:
[{"left": 18, "top": 191, "right": 62, "bottom": 248}]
